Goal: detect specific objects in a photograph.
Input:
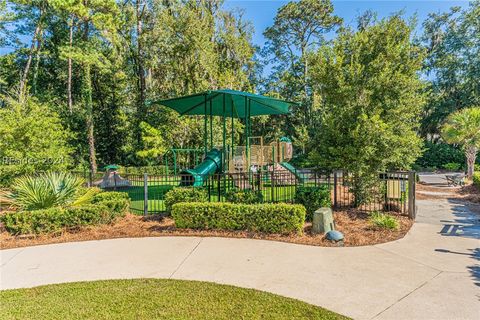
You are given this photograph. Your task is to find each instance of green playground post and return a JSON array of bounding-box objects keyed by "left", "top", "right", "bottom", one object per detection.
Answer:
[
  {"left": 173, "top": 149, "right": 177, "bottom": 176},
  {"left": 271, "top": 144, "right": 275, "bottom": 201},
  {"left": 204, "top": 94, "right": 207, "bottom": 156},
  {"left": 209, "top": 98, "right": 213, "bottom": 151},
  {"left": 222, "top": 93, "right": 227, "bottom": 189}
]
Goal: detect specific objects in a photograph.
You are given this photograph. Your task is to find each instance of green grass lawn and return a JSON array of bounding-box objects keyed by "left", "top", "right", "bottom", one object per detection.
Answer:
[{"left": 0, "top": 279, "right": 349, "bottom": 320}]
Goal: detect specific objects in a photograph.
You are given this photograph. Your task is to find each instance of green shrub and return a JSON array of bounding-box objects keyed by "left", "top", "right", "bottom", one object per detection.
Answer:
[
  {"left": 172, "top": 202, "right": 306, "bottom": 235},
  {"left": 0, "top": 191, "right": 130, "bottom": 235},
  {"left": 225, "top": 189, "right": 263, "bottom": 204},
  {"left": 117, "top": 166, "right": 169, "bottom": 175},
  {"left": 294, "top": 185, "right": 331, "bottom": 221},
  {"left": 472, "top": 172, "right": 480, "bottom": 188},
  {"left": 91, "top": 191, "right": 130, "bottom": 203},
  {"left": 369, "top": 211, "right": 399, "bottom": 230},
  {"left": 443, "top": 162, "right": 461, "bottom": 171},
  {"left": 164, "top": 188, "right": 208, "bottom": 214},
  {"left": 0, "top": 96, "right": 72, "bottom": 187},
  {"left": 415, "top": 142, "right": 465, "bottom": 170}
]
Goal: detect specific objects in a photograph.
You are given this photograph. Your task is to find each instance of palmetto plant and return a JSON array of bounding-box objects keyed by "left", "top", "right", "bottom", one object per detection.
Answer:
[
  {"left": 441, "top": 107, "right": 480, "bottom": 178},
  {"left": 0, "top": 172, "right": 92, "bottom": 210}
]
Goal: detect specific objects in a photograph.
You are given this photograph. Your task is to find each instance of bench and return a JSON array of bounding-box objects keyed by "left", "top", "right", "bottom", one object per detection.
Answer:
[{"left": 445, "top": 174, "right": 465, "bottom": 187}]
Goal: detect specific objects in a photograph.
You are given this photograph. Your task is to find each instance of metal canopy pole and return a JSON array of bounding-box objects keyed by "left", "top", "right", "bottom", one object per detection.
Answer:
[
  {"left": 173, "top": 149, "right": 177, "bottom": 176},
  {"left": 222, "top": 93, "right": 226, "bottom": 171},
  {"left": 204, "top": 94, "right": 207, "bottom": 157},
  {"left": 209, "top": 98, "right": 213, "bottom": 151},
  {"left": 244, "top": 96, "right": 249, "bottom": 173},
  {"left": 247, "top": 98, "right": 251, "bottom": 173},
  {"left": 231, "top": 99, "right": 234, "bottom": 174},
  {"left": 222, "top": 93, "right": 227, "bottom": 189}
]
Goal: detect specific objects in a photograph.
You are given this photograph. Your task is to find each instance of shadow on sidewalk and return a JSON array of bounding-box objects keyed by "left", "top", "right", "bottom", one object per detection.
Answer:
[{"left": 438, "top": 199, "right": 480, "bottom": 240}]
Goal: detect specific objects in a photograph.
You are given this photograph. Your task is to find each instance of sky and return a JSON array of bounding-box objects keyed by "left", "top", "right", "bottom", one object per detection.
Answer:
[
  {"left": 223, "top": 0, "right": 470, "bottom": 47},
  {"left": 0, "top": 0, "right": 471, "bottom": 55}
]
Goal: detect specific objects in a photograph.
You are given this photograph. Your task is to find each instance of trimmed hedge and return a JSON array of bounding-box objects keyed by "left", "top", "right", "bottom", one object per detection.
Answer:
[
  {"left": 164, "top": 188, "right": 208, "bottom": 214},
  {"left": 1, "top": 191, "right": 130, "bottom": 235},
  {"left": 294, "top": 185, "right": 331, "bottom": 221},
  {"left": 225, "top": 189, "right": 263, "bottom": 204},
  {"left": 172, "top": 202, "right": 306, "bottom": 235},
  {"left": 91, "top": 191, "right": 130, "bottom": 203}
]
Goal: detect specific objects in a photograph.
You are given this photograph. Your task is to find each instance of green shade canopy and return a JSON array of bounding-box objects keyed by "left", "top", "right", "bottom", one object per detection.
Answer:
[
  {"left": 104, "top": 164, "right": 120, "bottom": 171},
  {"left": 152, "top": 89, "right": 295, "bottom": 118}
]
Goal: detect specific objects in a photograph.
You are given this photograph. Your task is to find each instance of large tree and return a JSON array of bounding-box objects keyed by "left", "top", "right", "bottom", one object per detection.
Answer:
[
  {"left": 421, "top": 1, "right": 480, "bottom": 138},
  {"left": 54, "top": 0, "right": 120, "bottom": 173},
  {"left": 441, "top": 107, "right": 480, "bottom": 178},
  {"left": 261, "top": 0, "right": 341, "bottom": 142},
  {"left": 309, "top": 15, "right": 427, "bottom": 204}
]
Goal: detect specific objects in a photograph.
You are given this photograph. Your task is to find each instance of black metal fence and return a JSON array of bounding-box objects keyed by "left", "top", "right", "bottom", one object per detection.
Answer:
[{"left": 75, "top": 169, "right": 416, "bottom": 218}]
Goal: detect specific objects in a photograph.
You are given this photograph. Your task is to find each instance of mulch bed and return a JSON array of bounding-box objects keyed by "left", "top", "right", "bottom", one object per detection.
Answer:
[{"left": 0, "top": 210, "right": 413, "bottom": 250}]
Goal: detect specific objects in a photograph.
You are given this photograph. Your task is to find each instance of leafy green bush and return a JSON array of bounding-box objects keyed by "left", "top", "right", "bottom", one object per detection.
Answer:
[
  {"left": 289, "top": 153, "right": 314, "bottom": 168},
  {"left": 172, "top": 202, "right": 306, "bottom": 235},
  {"left": 91, "top": 191, "right": 130, "bottom": 203},
  {"left": 0, "top": 96, "right": 72, "bottom": 187},
  {"left": 369, "top": 211, "right": 399, "bottom": 230},
  {"left": 472, "top": 172, "right": 480, "bottom": 188},
  {"left": 415, "top": 142, "right": 466, "bottom": 170},
  {"left": 164, "top": 188, "right": 208, "bottom": 214},
  {"left": 294, "top": 185, "right": 331, "bottom": 221},
  {"left": 443, "top": 162, "right": 461, "bottom": 171},
  {"left": 0, "top": 191, "right": 130, "bottom": 235},
  {"left": 117, "top": 166, "right": 169, "bottom": 175},
  {"left": 225, "top": 189, "right": 263, "bottom": 204}
]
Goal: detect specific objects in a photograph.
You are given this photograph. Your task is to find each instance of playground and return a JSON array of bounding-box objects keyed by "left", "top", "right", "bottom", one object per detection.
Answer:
[
  {"left": 83, "top": 89, "right": 414, "bottom": 216},
  {"left": 93, "top": 89, "right": 323, "bottom": 214}
]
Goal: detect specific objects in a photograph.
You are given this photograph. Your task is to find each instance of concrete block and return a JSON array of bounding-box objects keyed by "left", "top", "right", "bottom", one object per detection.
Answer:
[{"left": 312, "top": 207, "right": 334, "bottom": 234}]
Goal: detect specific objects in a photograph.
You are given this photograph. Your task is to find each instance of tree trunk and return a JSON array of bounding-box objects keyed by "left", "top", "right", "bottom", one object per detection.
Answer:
[
  {"left": 32, "top": 28, "right": 44, "bottom": 95},
  {"left": 301, "top": 45, "right": 310, "bottom": 127},
  {"left": 19, "top": 7, "right": 44, "bottom": 99},
  {"left": 83, "top": 12, "right": 97, "bottom": 173},
  {"left": 84, "top": 64, "right": 97, "bottom": 173},
  {"left": 465, "top": 145, "right": 477, "bottom": 179},
  {"left": 136, "top": 0, "right": 146, "bottom": 143},
  {"left": 67, "top": 16, "right": 74, "bottom": 113}
]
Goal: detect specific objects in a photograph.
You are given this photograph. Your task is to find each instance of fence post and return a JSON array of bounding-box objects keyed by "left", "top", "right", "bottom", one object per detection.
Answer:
[
  {"left": 113, "top": 172, "right": 117, "bottom": 191},
  {"left": 333, "top": 171, "right": 338, "bottom": 208},
  {"left": 408, "top": 171, "right": 416, "bottom": 219},
  {"left": 143, "top": 173, "right": 148, "bottom": 216},
  {"left": 217, "top": 174, "right": 221, "bottom": 200}
]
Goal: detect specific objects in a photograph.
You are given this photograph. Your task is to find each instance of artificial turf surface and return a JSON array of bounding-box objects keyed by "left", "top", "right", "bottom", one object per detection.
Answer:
[{"left": 0, "top": 279, "right": 349, "bottom": 320}]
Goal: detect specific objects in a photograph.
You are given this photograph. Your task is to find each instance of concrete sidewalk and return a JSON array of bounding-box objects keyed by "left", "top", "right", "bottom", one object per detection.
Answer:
[{"left": 1, "top": 199, "right": 479, "bottom": 320}]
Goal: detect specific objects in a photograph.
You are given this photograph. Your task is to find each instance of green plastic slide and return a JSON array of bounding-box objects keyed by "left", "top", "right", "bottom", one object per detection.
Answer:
[
  {"left": 279, "top": 162, "right": 304, "bottom": 183},
  {"left": 180, "top": 149, "right": 222, "bottom": 187}
]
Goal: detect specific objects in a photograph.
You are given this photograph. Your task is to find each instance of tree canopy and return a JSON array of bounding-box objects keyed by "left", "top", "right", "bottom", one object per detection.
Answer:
[
  {"left": 308, "top": 15, "right": 426, "bottom": 203},
  {"left": 0, "top": 0, "right": 478, "bottom": 185}
]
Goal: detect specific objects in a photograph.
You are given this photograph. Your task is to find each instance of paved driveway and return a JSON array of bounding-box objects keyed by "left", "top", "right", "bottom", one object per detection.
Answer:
[{"left": 1, "top": 199, "right": 479, "bottom": 319}]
